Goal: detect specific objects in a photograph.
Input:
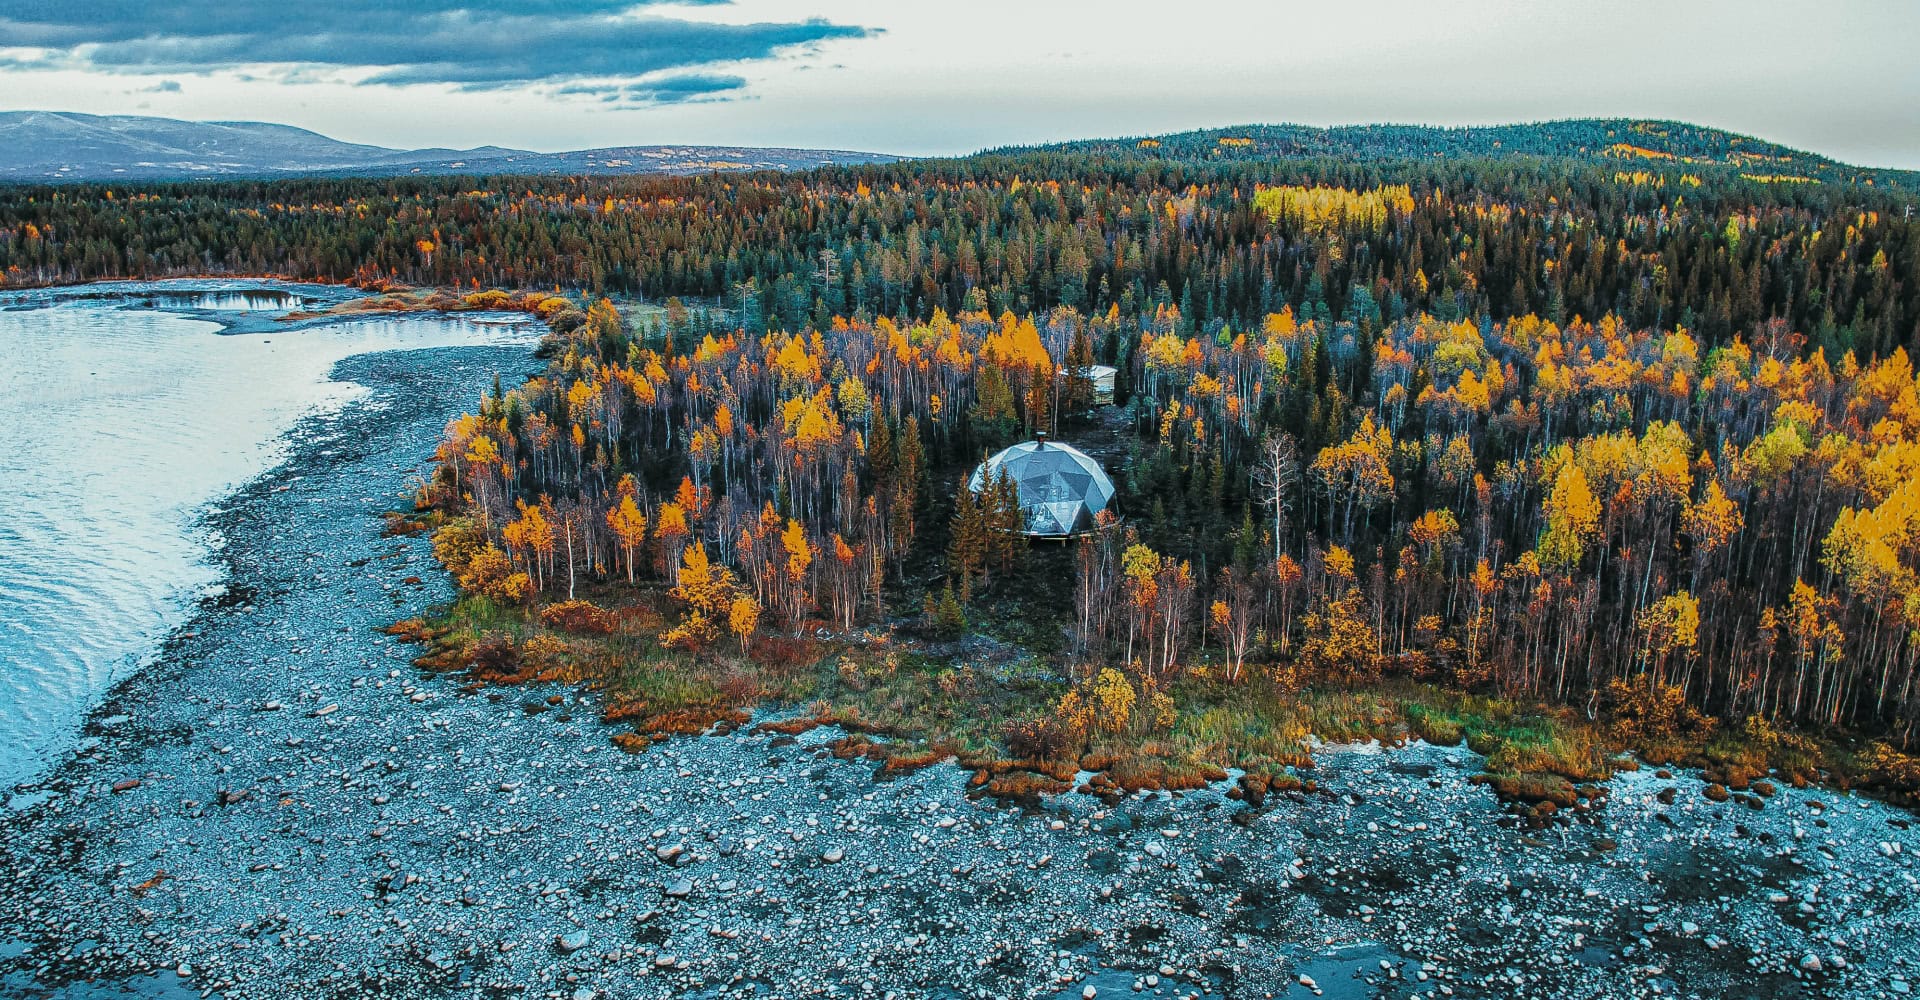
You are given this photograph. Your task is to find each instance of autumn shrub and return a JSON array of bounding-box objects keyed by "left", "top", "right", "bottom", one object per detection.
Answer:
[
  {"left": 1856, "top": 741, "right": 1920, "bottom": 800},
  {"left": 977, "top": 770, "right": 1070, "bottom": 802},
  {"left": 538, "top": 599, "right": 617, "bottom": 635},
  {"left": 1261, "top": 660, "right": 1301, "bottom": 690},
  {"left": 1390, "top": 649, "right": 1434, "bottom": 679},
  {"left": 383, "top": 617, "right": 432, "bottom": 642},
  {"left": 462, "top": 289, "right": 512, "bottom": 310},
  {"left": 834, "top": 655, "right": 881, "bottom": 693},
  {"left": 432, "top": 518, "right": 486, "bottom": 577},
  {"left": 547, "top": 308, "right": 588, "bottom": 335},
  {"left": 714, "top": 666, "right": 763, "bottom": 705},
  {"left": 749, "top": 635, "right": 815, "bottom": 670},
  {"left": 1106, "top": 753, "right": 1214, "bottom": 792},
  {"left": 1470, "top": 771, "right": 1577, "bottom": 807},
  {"left": 1300, "top": 588, "right": 1380, "bottom": 677},
  {"left": 660, "top": 543, "right": 749, "bottom": 651},
  {"left": 611, "top": 732, "right": 653, "bottom": 753},
  {"left": 468, "top": 631, "right": 521, "bottom": 680},
  {"left": 600, "top": 699, "right": 649, "bottom": 725},
  {"left": 1142, "top": 684, "right": 1177, "bottom": 732},
  {"left": 409, "top": 639, "right": 467, "bottom": 672},
  {"left": 1233, "top": 771, "right": 1273, "bottom": 807},
  {"left": 1003, "top": 717, "right": 1070, "bottom": 761},
  {"left": 1087, "top": 668, "right": 1137, "bottom": 733},
  {"left": 753, "top": 716, "right": 825, "bottom": 737},
  {"left": 637, "top": 708, "right": 751, "bottom": 736},
  {"left": 1741, "top": 713, "right": 1824, "bottom": 777},
  {"left": 1701, "top": 732, "right": 1767, "bottom": 789},
  {"left": 433, "top": 519, "right": 530, "bottom": 604},
  {"left": 530, "top": 295, "right": 573, "bottom": 318},
  {"left": 517, "top": 634, "right": 573, "bottom": 679},
  {"left": 827, "top": 735, "right": 884, "bottom": 761},
  {"left": 877, "top": 745, "right": 950, "bottom": 777},
  {"left": 1604, "top": 675, "right": 1714, "bottom": 742}
]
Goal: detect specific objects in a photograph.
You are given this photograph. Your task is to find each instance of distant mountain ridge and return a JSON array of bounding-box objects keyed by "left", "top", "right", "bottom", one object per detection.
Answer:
[
  {"left": 1007, "top": 119, "right": 1920, "bottom": 190},
  {"left": 5, "top": 111, "right": 1913, "bottom": 190},
  {"left": 0, "top": 111, "right": 897, "bottom": 181}
]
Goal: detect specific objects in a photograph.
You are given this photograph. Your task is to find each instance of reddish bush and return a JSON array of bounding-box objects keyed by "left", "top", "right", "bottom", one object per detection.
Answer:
[
  {"left": 611, "top": 732, "right": 654, "bottom": 753},
  {"left": 749, "top": 635, "right": 820, "bottom": 670},
  {"left": 384, "top": 617, "right": 431, "bottom": 641},
  {"left": 978, "top": 771, "right": 1070, "bottom": 801},
  {"left": 879, "top": 746, "right": 950, "bottom": 776},
  {"left": 538, "top": 600, "right": 617, "bottom": 635},
  {"left": 714, "top": 669, "right": 763, "bottom": 704},
  {"left": 468, "top": 632, "right": 522, "bottom": 680},
  {"left": 753, "top": 717, "right": 824, "bottom": 736},
  {"left": 1603, "top": 676, "right": 1714, "bottom": 741},
  {"left": 1002, "top": 717, "right": 1070, "bottom": 761}
]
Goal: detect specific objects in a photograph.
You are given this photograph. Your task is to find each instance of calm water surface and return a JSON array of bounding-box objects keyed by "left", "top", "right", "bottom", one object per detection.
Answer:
[{"left": 0, "top": 284, "right": 536, "bottom": 788}]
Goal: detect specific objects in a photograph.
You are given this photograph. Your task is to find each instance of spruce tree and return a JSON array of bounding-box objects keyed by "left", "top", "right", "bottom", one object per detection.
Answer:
[
  {"left": 1065, "top": 327, "right": 1096, "bottom": 417},
  {"left": 867, "top": 417, "right": 896, "bottom": 494},
  {"left": 947, "top": 482, "right": 986, "bottom": 600},
  {"left": 991, "top": 466, "right": 1024, "bottom": 574},
  {"left": 897, "top": 417, "right": 924, "bottom": 510},
  {"left": 931, "top": 583, "right": 967, "bottom": 639}
]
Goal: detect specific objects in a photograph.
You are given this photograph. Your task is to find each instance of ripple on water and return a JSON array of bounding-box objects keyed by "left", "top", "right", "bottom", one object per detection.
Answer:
[{"left": 0, "top": 287, "right": 536, "bottom": 786}]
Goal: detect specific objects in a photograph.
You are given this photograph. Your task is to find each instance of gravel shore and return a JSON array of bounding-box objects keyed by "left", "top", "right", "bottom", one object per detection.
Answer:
[{"left": 3, "top": 345, "right": 1918, "bottom": 1000}]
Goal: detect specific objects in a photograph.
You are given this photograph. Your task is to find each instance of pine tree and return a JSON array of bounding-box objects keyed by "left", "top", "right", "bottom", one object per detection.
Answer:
[
  {"left": 897, "top": 417, "right": 924, "bottom": 509},
  {"left": 972, "top": 366, "right": 1017, "bottom": 445},
  {"left": 888, "top": 417, "right": 923, "bottom": 578},
  {"left": 1065, "top": 327, "right": 1096, "bottom": 417},
  {"left": 867, "top": 416, "right": 896, "bottom": 494},
  {"left": 948, "top": 481, "right": 987, "bottom": 600},
  {"left": 989, "top": 465, "right": 1025, "bottom": 574},
  {"left": 928, "top": 582, "right": 967, "bottom": 639}
]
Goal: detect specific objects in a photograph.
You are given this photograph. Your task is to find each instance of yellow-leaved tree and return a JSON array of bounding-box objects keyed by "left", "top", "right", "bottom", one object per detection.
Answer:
[
  {"left": 1636, "top": 591, "right": 1700, "bottom": 685},
  {"left": 660, "top": 543, "right": 739, "bottom": 651},
  {"left": 1538, "top": 462, "right": 1601, "bottom": 576},
  {"left": 606, "top": 494, "right": 648, "bottom": 583},
  {"left": 1087, "top": 667, "right": 1136, "bottom": 734},
  {"left": 727, "top": 594, "right": 761, "bottom": 654}
]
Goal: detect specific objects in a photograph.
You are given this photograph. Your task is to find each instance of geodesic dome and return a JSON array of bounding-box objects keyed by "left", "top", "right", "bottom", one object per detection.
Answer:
[{"left": 967, "top": 438, "right": 1115, "bottom": 537}]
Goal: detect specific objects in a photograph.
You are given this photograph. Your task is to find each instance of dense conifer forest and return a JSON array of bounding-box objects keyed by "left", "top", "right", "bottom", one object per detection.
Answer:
[{"left": 11, "top": 121, "right": 1920, "bottom": 799}]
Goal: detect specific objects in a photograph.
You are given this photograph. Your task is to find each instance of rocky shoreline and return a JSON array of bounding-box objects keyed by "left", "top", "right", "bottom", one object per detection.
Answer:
[{"left": 3, "top": 345, "right": 1918, "bottom": 1000}]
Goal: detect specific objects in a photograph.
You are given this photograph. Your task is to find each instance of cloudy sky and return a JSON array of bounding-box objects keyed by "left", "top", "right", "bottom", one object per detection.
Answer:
[{"left": 1, "top": 0, "right": 1916, "bottom": 167}]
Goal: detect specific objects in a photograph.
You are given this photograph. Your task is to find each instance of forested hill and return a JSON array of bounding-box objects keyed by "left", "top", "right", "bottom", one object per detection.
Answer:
[{"left": 1003, "top": 119, "right": 1920, "bottom": 191}]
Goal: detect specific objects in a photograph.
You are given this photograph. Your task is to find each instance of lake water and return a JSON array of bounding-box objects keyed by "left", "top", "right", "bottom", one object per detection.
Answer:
[{"left": 0, "top": 282, "right": 538, "bottom": 788}]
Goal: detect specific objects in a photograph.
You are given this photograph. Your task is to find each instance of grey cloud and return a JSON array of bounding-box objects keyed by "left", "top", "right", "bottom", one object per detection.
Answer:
[
  {"left": 0, "top": 2, "right": 870, "bottom": 93},
  {"left": 557, "top": 72, "right": 746, "bottom": 108},
  {"left": 626, "top": 73, "right": 746, "bottom": 102}
]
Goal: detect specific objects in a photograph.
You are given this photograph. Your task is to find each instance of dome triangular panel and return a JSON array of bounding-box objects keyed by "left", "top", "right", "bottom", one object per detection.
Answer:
[{"left": 968, "top": 439, "right": 1116, "bottom": 538}]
